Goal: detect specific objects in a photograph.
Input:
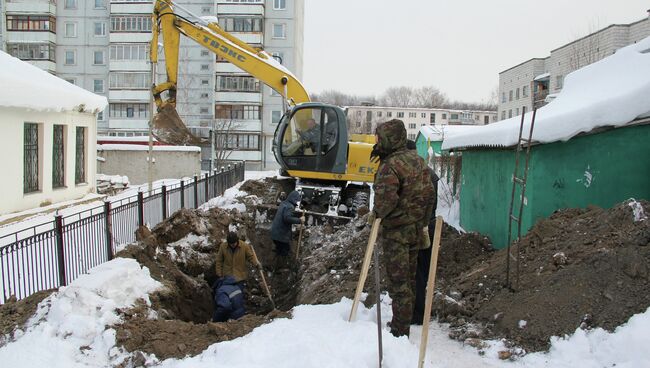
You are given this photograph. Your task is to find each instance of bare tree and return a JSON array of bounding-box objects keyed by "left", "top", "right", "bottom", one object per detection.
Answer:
[
  {"left": 311, "top": 90, "right": 377, "bottom": 107},
  {"left": 568, "top": 19, "right": 604, "bottom": 71},
  {"left": 412, "top": 86, "right": 448, "bottom": 108},
  {"left": 379, "top": 86, "right": 414, "bottom": 107},
  {"left": 212, "top": 119, "right": 242, "bottom": 170}
]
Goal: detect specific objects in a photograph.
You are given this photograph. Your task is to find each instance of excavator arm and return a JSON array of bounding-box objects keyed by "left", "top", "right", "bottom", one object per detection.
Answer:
[{"left": 150, "top": 0, "right": 310, "bottom": 144}]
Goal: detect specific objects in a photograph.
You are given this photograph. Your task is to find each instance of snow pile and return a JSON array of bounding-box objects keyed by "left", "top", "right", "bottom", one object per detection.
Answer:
[
  {"left": 628, "top": 199, "right": 647, "bottom": 222},
  {"left": 0, "top": 51, "right": 107, "bottom": 113},
  {"left": 200, "top": 185, "right": 248, "bottom": 212},
  {"left": 443, "top": 36, "right": 650, "bottom": 150},
  {"left": 0, "top": 258, "right": 161, "bottom": 367}
]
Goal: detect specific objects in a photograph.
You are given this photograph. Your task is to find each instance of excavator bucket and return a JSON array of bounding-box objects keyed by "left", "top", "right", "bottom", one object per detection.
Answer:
[{"left": 152, "top": 104, "right": 205, "bottom": 145}]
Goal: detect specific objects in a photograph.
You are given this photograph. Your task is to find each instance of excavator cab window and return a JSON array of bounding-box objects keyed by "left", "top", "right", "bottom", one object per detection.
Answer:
[{"left": 282, "top": 109, "right": 323, "bottom": 157}]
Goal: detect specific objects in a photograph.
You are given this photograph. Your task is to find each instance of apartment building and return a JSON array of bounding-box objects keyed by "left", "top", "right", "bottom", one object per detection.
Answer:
[
  {"left": 346, "top": 106, "right": 497, "bottom": 141},
  {"left": 3, "top": 0, "right": 305, "bottom": 171},
  {"left": 499, "top": 13, "right": 650, "bottom": 121}
]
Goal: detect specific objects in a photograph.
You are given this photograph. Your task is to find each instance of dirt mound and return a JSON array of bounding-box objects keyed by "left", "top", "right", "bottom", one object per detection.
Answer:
[
  {"left": 0, "top": 290, "right": 54, "bottom": 344},
  {"left": 240, "top": 177, "right": 295, "bottom": 206},
  {"left": 439, "top": 200, "right": 650, "bottom": 352}
]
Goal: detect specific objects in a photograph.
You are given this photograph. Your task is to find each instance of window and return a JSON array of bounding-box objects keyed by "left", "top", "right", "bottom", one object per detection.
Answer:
[
  {"left": 24, "top": 123, "right": 39, "bottom": 193},
  {"left": 52, "top": 125, "right": 65, "bottom": 188},
  {"left": 216, "top": 105, "right": 260, "bottom": 120},
  {"left": 509, "top": 90, "right": 513, "bottom": 101},
  {"left": 65, "top": 78, "right": 76, "bottom": 85},
  {"left": 397, "top": 112, "right": 404, "bottom": 118},
  {"left": 94, "top": 22, "right": 106, "bottom": 36},
  {"left": 377, "top": 111, "right": 382, "bottom": 117},
  {"left": 200, "top": 93, "right": 209, "bottom": 99},
  {"left": 109, "top": 103, "right": 150, "bottom": 119},
  {"left": 272, "top": 110, "right": 282, "bottom": 124},
  {"left": 200, "top": 64, "right": 209, "bottom": 71},
  {"left": 93, "top": 50, "right": 105, "bottom": 65},
  {"left": 97, "top": 111, "right": 104, "bottom": 121},
  {"left": 216, "top": 76, "right": 260, "bottom": 92},
  {"left": 556, "top": 75, "right": 564, "bottom": 89},
  {"left": 484, "top": 116, "right": 489, "bottom": 124},
  {"left": 522, "top": 85, "right": 528, "bottom": 97},
  {"left": 7, "top": 43, "right": 55, "bottom": 61},
  {"left": 216, "top": 133, "right": 261, "bottom": 150},
  {"left": 516, "top": 88, "right": 520, "bottom": 100},
  {"left": 109, "top": 44, "right": 150, "bottom": 61},
  {"left": 65, "top": 50, "right": 76, "bottom": 65},
  {"left": 430, "top": 113, "right": 436, "bottom": 124},
  {"left": 65, "top": 0, "right": 77, "bottom": 9},
  {"left": 110, "top": 15, "right": 152, "bottom": 32},
  {"left": 450, "top": 113, "right": 459, "bottom": 120},
  {"left": 201, "top": 7, "right": 212, "bottom": 14},
  {"left": 272, "top": 23, "right": 286, "bottom": 39},
  {"left": 366, "top": 111, "right": 372, "bottom": 122},
  {"left": 408, "top": 123, "right": 416, "bottom": 129},
  {"left": 408, "top": 112, "right": 417, "bottom": 118},
  {"left": 75, "top": 127, "right": 86, "bottom": 184},
  {"left": 93, "top": 79, "right": 104, "bottom": 93},
  {"left": 6, "top": 15, "right": 56, "bottom": 32},
  {"left": 515, "top": 108, "right": 519, "bottom": 116},
  {"left": 201, "top": 50, "right": 209, "bottom": 57},
  {"left": 201, "top": 79, "right": 209, "bottom": 86},
  {"left": 109, "top": 73, "right": 150, "bottom": 89},
  {"left": 442, "top": 113, "right": 447, "bottom": 119},
  {"left": 501, "top": 111, "right": 506, "bottom": 120},
  {"left": 508, "top": 109, "right": 512, "bottom": 118},
  {"left": 219, "top": 17, "right": 263, "bottom": 32},
  {"left": 274, "top": 0, "right": 286, "bottom": 10},
  {"left": 501, "top": 92, "right": 506, "bottom": 103},
  {"left": 64, "top": 22, "right": 77, "bottom": 37},
  {"left": 200, "top": 107, "right": 210, "bottom": 114},
  {"left": 421, "top": 113, "right": 426, "bottom": 118},
  {"left": 387, "top": 112, "right": 392, "bottom": 117},
  {"left": 94, "top": 0, "right": 106, "bottom": 9}
]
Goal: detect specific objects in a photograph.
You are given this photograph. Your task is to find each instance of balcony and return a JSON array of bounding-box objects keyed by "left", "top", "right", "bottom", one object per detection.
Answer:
[
  {"left": 108, "top": 89, "right": 150, "bottom": 101},
  {"left": 6, "top": 0, "right": 56, "bottom": 14},
  {"left": 215, "top": 91, "right": 262, "bottom": 104},
  {"left": 110, "top": 2, "right": 153, "bottom": 15},
  {"left": 216, "top": 4, "right": 264, "bottom": 16}
]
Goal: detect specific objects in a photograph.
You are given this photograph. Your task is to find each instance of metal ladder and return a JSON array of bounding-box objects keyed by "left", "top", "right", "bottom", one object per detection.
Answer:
[{"left": 505, "top": 108, "right": 538, "bottom": 290}]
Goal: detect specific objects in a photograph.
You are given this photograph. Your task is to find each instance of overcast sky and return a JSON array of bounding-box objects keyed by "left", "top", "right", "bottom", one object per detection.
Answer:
[{"left": 302, "top": 0, "right": 649, "bottom": 103}]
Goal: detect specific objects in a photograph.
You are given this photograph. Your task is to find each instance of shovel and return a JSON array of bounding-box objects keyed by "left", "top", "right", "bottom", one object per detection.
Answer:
[{"left": 250, "top": 245, "right": 276, "bottom": 310}]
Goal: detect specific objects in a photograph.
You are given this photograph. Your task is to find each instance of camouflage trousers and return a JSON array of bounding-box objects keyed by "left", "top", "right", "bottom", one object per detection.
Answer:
[{"left": 380, "top": 223, "right": 419, "bottom": 338}]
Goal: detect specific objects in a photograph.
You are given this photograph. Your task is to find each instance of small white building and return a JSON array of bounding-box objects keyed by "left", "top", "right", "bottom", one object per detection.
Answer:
[{"left": 0, "top": 51, "right": 107, "bottom": 215}]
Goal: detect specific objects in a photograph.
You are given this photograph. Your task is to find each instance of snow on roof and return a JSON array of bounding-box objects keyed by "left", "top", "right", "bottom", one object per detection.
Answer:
[
  {"left": 0, "top": 51, "right": 108, "bottom": 114},
  {"left": 418, "top": 125, "right": 480, "bottom": 142},
  {"left": 98, "top": 144, "right": 201, "bottom": 152},
  {"left": 534, "top": 72, "right": 550, "bottom": 81},
  {"left": 443, "top": 36, "right": 650, "bottom": 151}
]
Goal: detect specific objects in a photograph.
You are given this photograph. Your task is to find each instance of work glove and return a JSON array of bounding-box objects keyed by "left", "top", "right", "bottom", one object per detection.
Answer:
[{"left": 367, "top": 211, "right": 376, "bottom": 226}]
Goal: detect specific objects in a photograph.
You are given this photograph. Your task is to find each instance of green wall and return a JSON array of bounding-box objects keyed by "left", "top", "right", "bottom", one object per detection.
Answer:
[{"left": 460, "top": 124, "right": 650, "bottom": 249}]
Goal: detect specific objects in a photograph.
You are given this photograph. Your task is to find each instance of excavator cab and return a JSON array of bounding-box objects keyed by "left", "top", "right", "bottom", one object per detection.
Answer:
[{"left": 273, "top": 103, "right": 348, "bottom": 178}]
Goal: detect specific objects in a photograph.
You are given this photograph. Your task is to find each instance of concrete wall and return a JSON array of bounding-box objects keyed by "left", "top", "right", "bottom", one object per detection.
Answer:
[
  {"left": 459, "top": 123, "right": 650, "bottom": 248},
  {"left": 0, "top": 107, "right": 97, "bottom": 215},
  {"left": 97, "top": 148, "right": 202, "bottom": 185}
]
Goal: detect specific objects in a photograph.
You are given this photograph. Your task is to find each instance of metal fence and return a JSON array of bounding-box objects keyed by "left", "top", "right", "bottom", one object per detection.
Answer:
[{"left": 0, "top": 162, "right": 245, "bottom": 304}]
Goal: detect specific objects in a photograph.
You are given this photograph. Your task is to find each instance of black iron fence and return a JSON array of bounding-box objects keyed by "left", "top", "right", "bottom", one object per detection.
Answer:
[{"left": 0, "top": 162, "right": 245, "bottom": 304}]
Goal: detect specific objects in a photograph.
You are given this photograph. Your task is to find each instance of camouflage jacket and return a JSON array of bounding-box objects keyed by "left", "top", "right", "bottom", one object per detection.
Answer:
[{"left": 373, "top": 119, "right": 435, "bottom": 229}]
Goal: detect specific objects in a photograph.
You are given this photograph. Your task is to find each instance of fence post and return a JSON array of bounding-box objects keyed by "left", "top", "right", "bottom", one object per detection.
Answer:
[
  {"left": 204, "top": 173, "right": 209, "bottom": 201},
  {"left": 212, "top": 168, "right": 218, "bottom": 197},
  {"left": 220, "top": 167, "right": 225, "bottom": 195},
  {"left": 242, "top": 161, "right": 246, "bottom": 181},
  {"left": 194, "top": 175, "right": 199, "bottom": 208},
  {"left": 162, "top": 185, "right": 168, "bottom": 220},
  {"left": 138, "top": 191, "right": 144, "bottom": 228},
  {"left": 54, "top": 212, "right": 67, "bottom": 287},
  {"left": 104, "top": 201, "right": 114, "bottom": 261},
  {"left": 180, "top": 180, "right": 185, "bottom": 208}
]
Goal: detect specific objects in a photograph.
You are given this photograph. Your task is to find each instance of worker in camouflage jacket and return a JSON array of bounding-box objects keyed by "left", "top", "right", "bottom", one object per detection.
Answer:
[{"left": 368, "top": 119, "right": 436, "bottom": 337}]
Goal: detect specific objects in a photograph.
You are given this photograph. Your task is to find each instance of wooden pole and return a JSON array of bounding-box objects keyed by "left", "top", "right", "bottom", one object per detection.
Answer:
[
  {"left": 418, "top": 216, "right": 443, "bottom": 368},
  {"left": 349, "top": 218, "right": 381, "bottom": 322},
  {"left": 250, "top": 245, "right": 276, "bottom": 310},
  {"left": 295, "top": 223, "right": 304, "bottom": 260}
]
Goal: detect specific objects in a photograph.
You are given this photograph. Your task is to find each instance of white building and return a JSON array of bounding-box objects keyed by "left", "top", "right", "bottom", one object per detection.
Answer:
[
  {"left": 0, "top": 51, "right": 107, "bottom": 215},
  {"left": 345, "top": 106, "right": 497, "bottom": 141},
  {"left": 499, "top": 13, "right": 650, "bottom": 121}
]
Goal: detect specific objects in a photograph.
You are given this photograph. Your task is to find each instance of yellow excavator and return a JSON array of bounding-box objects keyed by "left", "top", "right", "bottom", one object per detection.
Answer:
[{"left": 151, "top": 0, "right": 379, "bottom": 217}]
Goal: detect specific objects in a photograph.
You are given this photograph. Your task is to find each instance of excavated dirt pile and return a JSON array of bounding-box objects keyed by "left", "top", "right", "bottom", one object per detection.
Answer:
[{"left": 439, "top": 199, "right": 650, "bottom": 353}]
